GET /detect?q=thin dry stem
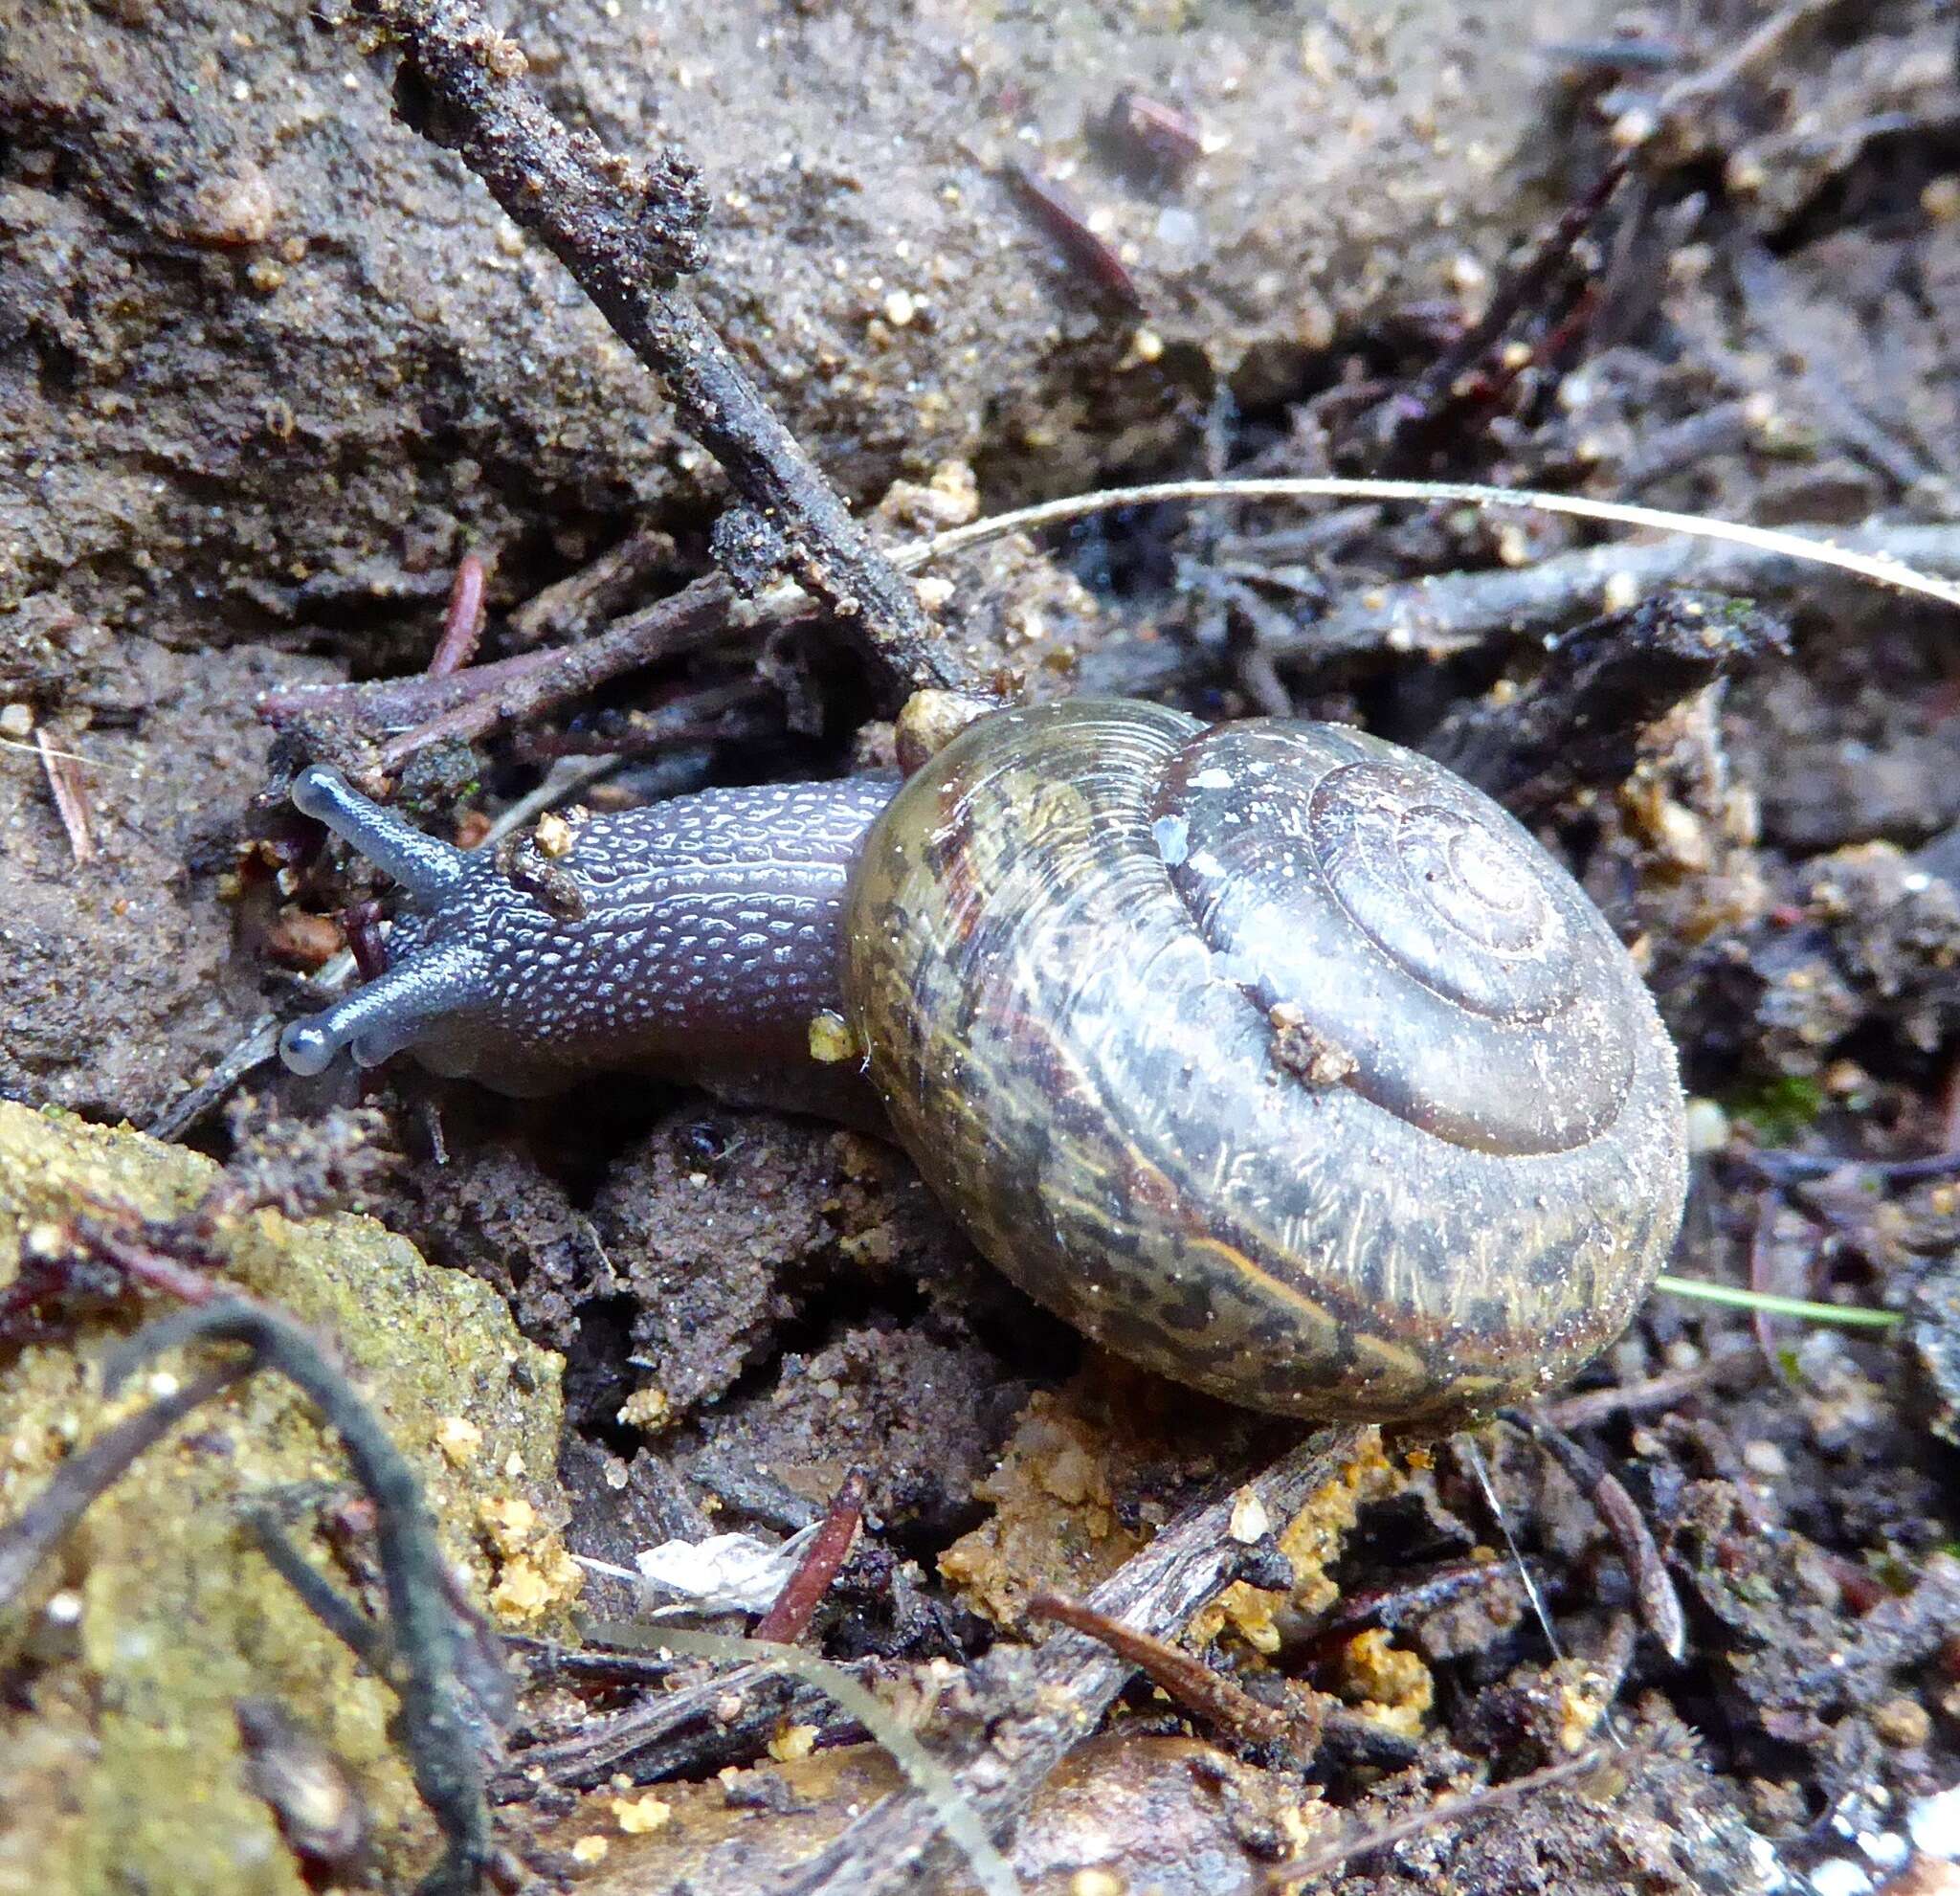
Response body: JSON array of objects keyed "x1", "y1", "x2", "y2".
[{"x1": 896, "y1": 478, "x2": 1960, "y2": 613}]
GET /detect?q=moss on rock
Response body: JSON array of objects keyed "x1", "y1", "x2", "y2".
[{"x1": 0, "y1": 1102, "x2": 573, "y2": 1895}]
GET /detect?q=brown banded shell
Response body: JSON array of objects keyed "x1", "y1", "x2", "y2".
[{"x1": 841, "y1": 697, "x2": 1687, "y2": 1423}]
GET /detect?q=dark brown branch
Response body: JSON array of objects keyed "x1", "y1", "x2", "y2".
[
  {"x1": 1026, "y1": 1591, "x2": 1313, "y2": 1751},
  {"x1": 1308, "y1": 1555, "x2": 1534, "y2": 1643},
  {"x1": 752, "y1": 1469, "x2": 867, "y2": 1644},
  {"x1": 777, "y1": 1424, "x2": 1370, "y2": 1896},
  {"x1": 1362, "y1": 153, "x2": 1630, "y2": 468},
  {"x1": 429, "y1": 553, "x2": 489, "y2": 678},
  {"x1": 36, "y1": 727, "x2": 96, "y2": 864},
  {"x1": 505, "y1": 531, "x2": 674, "y2": 647},
  {"x1": 258, "y1": 576, "x2": 740, "y2": 767},
  {"x1": 377, "y1": 574, "x2": 736, "y2": 765},
  {"x1": 490, "y1": 1659, "x2": 857, "y2": 1796},
  {"x1": 344, "y1": 0, "x2": 963, "y2": 695},
  {"x1": 1537, "y1": 1341, "x2": 1756, "y2": 1430},
  {"x1": 505, "y1": 680, "x2": 769, "y2": 765}
]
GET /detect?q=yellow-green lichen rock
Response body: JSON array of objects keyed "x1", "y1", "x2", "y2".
[{"x1": 0, "y1": 1103, "x2": 577, "y2": 1896}]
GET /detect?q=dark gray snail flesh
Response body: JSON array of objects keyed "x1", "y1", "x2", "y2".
[{"x1": 278, "y1": 697, "x2": 1688, "y2": 1425}]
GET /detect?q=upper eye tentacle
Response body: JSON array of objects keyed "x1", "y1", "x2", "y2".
[{"x1": 292, "y1": 765, "x2": 469, "y2": 906}]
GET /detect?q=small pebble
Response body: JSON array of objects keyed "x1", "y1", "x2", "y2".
[
  {"x1": 1741, "y1": 1439, "x2": 1789, "y2": 1480},
  {"x1": 1813, "y1": 1859, "x2": 1874, "y2": 1896},
  {"x1": 1875, "y1": 1697, "x2": 1932, "y2": 1751}
]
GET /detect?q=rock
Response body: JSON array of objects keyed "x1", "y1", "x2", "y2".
[{"x1": 0, "y1": 1102, "x2": 572, "y2": 1894}]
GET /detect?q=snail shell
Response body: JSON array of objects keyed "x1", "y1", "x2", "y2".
[{"x1": 843, "y1": 698, "x2": 1686, "y2": 1423}]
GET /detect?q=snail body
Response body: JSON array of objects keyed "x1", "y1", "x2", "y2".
[{"x1": 280, "y1": 698, "x2": 1687, "y2": 1423}]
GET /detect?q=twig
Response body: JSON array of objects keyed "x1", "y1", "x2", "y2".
[
  {"x1": 260, "y1": 578, "x2": 759, "y2": 766},
  {"x1": 1500, "y1": 1409, "x2": 1686, "y2": 1663},
  {"x1": 1307, "y1": 1556, "x2": 1537, "y2": 1642},
  {"x1": 1070, "y1": 514, "x2": 1960, "y2": 694},
  {"x1": 377, "y1": 576, "x2": 737, "y2": 767},
  {"x1": 505, "y1": 531, "x2": 673, "y2": 647},
  {"x1": 1744, "y1": 1147, "x2": 1960, "y2": 1186},
  {"x1": 36, "y1": 726, "x2": 96, "y2": 863},
  {"x1": 1615, "y1": 400, "x2": 1755, "y2": 493},
  {"x1": 1004, "y1": 163, "x2": 1141, "y2": 309},
  {"x1": 344, "y1": 0, "x2": 961, "y2": 694},
  {"x1": 69, "y1": 1212, "x2": 228, "y2": 1307},
  {"x1": 146, "y1": 1012, "x2": 286, "y2": 1141},
  {"x1": 1748, "y1": 1195, "x2": 1800, "y2": 1384},
  {"x1": 1025, "y1": 1591, "x2": 1310, "y2": 1751},
  {"x1": 1266, "y1": 1745, "x2": 1610, "y2": 1887},
  {"x1": 1651, "y1": 0, "x2": 1840, "y2": 122},
  {"x1": 1731, "y1": 239, "x2": 1944, "y2": 494},
  {"x1": 1, "y1": 1205, "x2": 232, "y2": 1341},
  {"x1": 1538, "y1": 1342, "x2": 1756, "y2": 1430},
  {"x1": 103, "y1": 1301, "x2": 501, "y2": 1896},
  {"x1": 771, "y1": 1424, "x2": 1371, "y2": 1896},
  {"x1": 1365, "y1": 153, "x2": 1629, "y2": 466},
  {"x1": 751, "y1": 1468, "x2": 866, "y2": 1644},
  {"x1": 258, "y1": 642, "x2": 561, "y2": 735},
  {"x1": 491, "y1": 1657, "x2": 853, "y2": 1795},
  {"x1": 616, "y1": 1627, "x2": 1023, "y2": 1896},
  {"x1": 428, "y1": 553, "x2": 489, "y2": 678},
  {"x1": 0, "y1": 1362, "x2": 248, "y2": 1612},
  {"x1": 506, "y1": 680, "x2": 767, "y2": 764},
  {"x1": 246, "y1": 1506, "x2": 393, "y2": 1672}
]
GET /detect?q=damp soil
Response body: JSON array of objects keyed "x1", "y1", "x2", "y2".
[{"x1": 4, "y1": 1, "x2": 1960, "y2": 1892}]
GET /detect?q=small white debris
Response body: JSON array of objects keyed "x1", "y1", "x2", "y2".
[
  {"x1": 1683, "y1": 1097, "x2": 1730, "y2": 1155},
  {"x1": 1908, "y1": 1784, "x2": 1960, "y2": 1860},
  {"x1": 1741, "y1": 1439, "x2": 1789, "y2": 1481},
  {"x1": 1227, "y1": 1488, "x2": 1271, "y2": 1544},
  {"x1": 1151, "y1": 814, "x2": 1189, "y2": 866},
  {"x1": 1809, "y1": 1859, "x2": 1872, "y2": 1896},
  {"x1": 1857, "y1": 1828, "x2": 1907, "y2": 1870},
  {"x1": 574, "y1": 1524, "x2": 824, "y2": 1617},
  {"x1": 1189, "y1": 768, "x2": 1234, "y2": 791}
]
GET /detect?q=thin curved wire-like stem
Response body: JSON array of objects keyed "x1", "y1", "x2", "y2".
[{"x1": 892, "y1": 477, "x2": 1960, "y2": 613}]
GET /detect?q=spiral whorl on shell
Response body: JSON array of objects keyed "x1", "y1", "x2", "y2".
[{"x1": 843, "y1": 698, "x2": 1686, "y2": 1423}]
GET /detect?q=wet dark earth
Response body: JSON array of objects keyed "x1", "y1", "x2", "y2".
[{"x1": 4, "y1": 1, "x2": 1960, "y2": 1891}]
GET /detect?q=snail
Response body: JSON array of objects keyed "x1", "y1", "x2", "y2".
[{"x1": 278, "y1": 697, "x2": 1687, "y2": 1424}]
